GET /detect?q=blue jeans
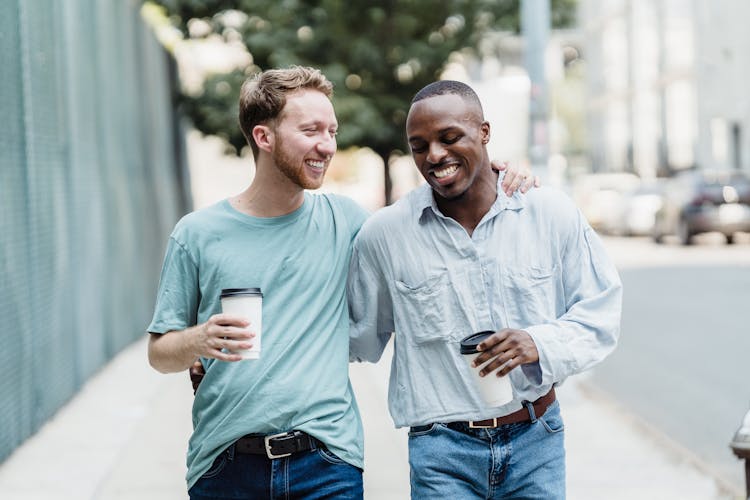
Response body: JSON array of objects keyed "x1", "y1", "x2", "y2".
[
  {"x1": 188, "y1": 440, "x2": 363, "y2": 499},
  {"x1": 408, "y1": 400, "x2": 566, "y2": 499}
]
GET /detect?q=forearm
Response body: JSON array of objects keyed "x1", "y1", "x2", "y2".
[
  {"x1": 525, "y1": 283, "x2": 622, "y2": 385},
  {"x1": 148, "y1": 328, "x2": 200, "y2": 374},
  {"x1": 347, "y1": 242, "x2": 396, "y2": 363},
  {"x1": 525, "y1": 213, "x2": 622, "y2": 384}
]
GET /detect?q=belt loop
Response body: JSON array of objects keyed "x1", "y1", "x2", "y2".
[
  {"x1": 524, "y1": 400, "x2": 537, "y2": 423},
  {"x1": 310, "y1": 435, "x2": 320, "y2": 451},
  {"x1": 227, "y1": 443, "x2": 236, "y2": 461}
]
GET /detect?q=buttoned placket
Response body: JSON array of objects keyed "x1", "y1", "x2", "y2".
[{"x1": 428, "y1": 199, "x2": 509, "y2": 334}]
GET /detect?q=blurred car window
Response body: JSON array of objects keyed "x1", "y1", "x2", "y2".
[
  {"x1": 572, "y1": 172, "x2": 642, "y2": 232},
  {"x1": 653, "y1": 169, "x2": 750, "y2": 244}
]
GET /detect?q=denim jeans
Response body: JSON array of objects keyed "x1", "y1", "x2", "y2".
[
  {"x1": 408, "y1": 400, "x2": 566, "y2": 499},
  {"x1": 188, "y1": 440, "x2": 363, "y2": 500}
]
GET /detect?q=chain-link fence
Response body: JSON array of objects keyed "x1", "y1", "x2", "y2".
[{"x1": 0, "y1": 0, "x2": 190, "y2": 463}]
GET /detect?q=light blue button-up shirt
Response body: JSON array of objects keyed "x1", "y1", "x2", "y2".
[{"x1": 348, "y1": 175, "x2": 622, "y2": 428}]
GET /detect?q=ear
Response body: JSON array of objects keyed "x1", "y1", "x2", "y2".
[
  {"x1": 480, "y1": 121, "x2": 491, "y2": 145},
  {"x1": 252, "y1": 125, "x2": 274, "y2": 154}
]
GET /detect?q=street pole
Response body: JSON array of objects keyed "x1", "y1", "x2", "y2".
[{"x1": 521, "y1": 0, "x2": 550, "y2": 172}]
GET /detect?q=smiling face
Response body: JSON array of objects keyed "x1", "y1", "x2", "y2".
[
  {"x1": 406, "y1": 93, "x2": 491, "y2": 201},
  {"x1": 269, "y1": 89, "x2": 338, "y2": 190}
]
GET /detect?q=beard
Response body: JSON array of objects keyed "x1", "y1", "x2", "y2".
[{"x1": 272, "y1": 137, "x2": 325, "y2": 190}]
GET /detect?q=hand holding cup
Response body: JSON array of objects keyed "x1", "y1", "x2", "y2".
[
  {"x1": 460, "y1": 331, "x2": 514, "y2": 407},
  {"x1": 472, "y1": 328, "x2": 539, "y2": 376},
  {"x1": 192, "y1": 313, "x2": 255, "y2": 362}
]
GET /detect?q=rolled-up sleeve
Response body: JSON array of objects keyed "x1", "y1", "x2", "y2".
[
  {"x1": 347, "y1": 232, "x2": 394, "y2": 363},
  {"x1": 524, "y1": 212, "x2": 622, "y2": 386}
]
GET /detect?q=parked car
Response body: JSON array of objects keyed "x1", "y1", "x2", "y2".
[
  {"x1": 602, "y1": 181, "x2": 665, "y2": 236},
  {"x1": 572, "y1": 172, "x2": 642, "y2": 232},
  {"x1": 652, "y1": 169, "x2": 750, "y2": 245}
]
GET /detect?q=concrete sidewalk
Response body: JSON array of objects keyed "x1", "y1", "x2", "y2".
[{"x1": 0, "y1": 336, "x2": 740, "y2": 499}]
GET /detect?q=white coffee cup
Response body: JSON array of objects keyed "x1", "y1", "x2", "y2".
[
  {"x1": 220, "y1": 288, "x2": 263, "y2": 359},
  {"x1": 460, "y1": 331, "x2": 514, "y2": 407}
]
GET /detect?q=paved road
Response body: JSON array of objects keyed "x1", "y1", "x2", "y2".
[{"x1": 594, "y1": 234, "x2": 750, "y2": 491}]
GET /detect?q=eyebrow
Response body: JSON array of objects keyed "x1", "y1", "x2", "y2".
[
  {"x1": 408, "y1": 126, "x2": 460, "y2": 142},
  {"x1": 299, "y1": 120, "x2": 338, "y2": 129}
]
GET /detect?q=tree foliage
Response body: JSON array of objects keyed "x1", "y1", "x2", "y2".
[{"x1": 154, "y1": 0, "x2": 576, "y2": 201}]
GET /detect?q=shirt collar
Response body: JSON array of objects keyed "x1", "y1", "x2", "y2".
[{"x1": 416, "y1": 171, "x2": 525, "y2": 224}]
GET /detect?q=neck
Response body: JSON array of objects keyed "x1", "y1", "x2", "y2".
[
  {"x1": 435, "y1": 169, "x2": 498, "y2": 236},
  {"x1": 229, "y1": 156, "x2": 305, "y2": 217}
]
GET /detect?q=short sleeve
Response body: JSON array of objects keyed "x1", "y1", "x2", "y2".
[
  {"x1": 330, "y1": 194, "x2": 370, "y2": 240},
  {"x1": 146, "y1": 237, "x2": 200, "y2": 334}
]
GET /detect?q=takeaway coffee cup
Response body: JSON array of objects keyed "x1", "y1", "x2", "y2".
[
  {"x1": 220, "y1": 288, "x2": 263, "y2": 359},
  {"x1": 460, "y1": 331, "x2": 514, "y2": 407}
]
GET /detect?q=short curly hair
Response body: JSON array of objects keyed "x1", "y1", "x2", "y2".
[{"x1": 411, "y1": 80, "x2": 484, "y2": 117}]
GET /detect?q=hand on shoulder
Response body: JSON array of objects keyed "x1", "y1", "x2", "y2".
[{"x1": 491, "y1": 160, "x2": 541, "y2": 197}]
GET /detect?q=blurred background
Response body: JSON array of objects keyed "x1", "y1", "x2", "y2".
[{"x1": 1, "y1": 0, "x2": 749, "y2": 498}]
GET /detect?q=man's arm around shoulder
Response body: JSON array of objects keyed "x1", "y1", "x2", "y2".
[{"x1": 347, "y1": 215, "x2": 396, "y2": 364}]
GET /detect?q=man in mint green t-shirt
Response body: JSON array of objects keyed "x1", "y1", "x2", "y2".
[
  {"x1": 148, "y1": 67, "x2": 368, "y2": 498},
  {"x1": 148, "y1": 66, "x2": 536, "y2": 499}
]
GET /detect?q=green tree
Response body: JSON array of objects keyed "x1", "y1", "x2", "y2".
[{"x1": 154, "y1": 0, "x2": 576, "y2": 203}]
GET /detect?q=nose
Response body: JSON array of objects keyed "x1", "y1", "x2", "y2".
[
  {"x1": 426, "y1": 142, "x2": 446, "y2": 165},
  {"x1": 317, "y1": 133, "x2": 336, "y2": 157}
]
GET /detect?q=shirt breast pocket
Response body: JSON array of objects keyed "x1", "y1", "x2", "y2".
[
  {"x1": 393, "y1": 272, "x2": 465, "y2": 345},
  {"x1": 503, "y1": 265, "x2": 558, "y2": 322}
]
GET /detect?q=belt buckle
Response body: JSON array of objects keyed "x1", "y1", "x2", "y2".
[
  {"x1": 469, "y1": 418, "x2": 498, "y2": 429},
  {"x1": 264, "y1": 432, "x2": 293, "y2": 459}
]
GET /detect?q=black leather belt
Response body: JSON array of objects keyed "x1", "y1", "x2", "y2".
[{"x1": 235, "y1": 430, "x2": 320, "y2": 459}]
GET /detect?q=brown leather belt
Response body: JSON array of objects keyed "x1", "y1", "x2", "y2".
[
  {"x1": 235, "y1": 430, "x2": 320, "y2": 459},
  {"x1": 451, "y1": 388, "x2": 556, "y2": 429}
]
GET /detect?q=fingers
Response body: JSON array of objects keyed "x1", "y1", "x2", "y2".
[
  {"x1": 491, "y1": 159, "x2": 509, "y2": 172},
  {"x1": 209, "y1": 350, "x2": 245, "y2": 362},
  {"x1": 503, "y1": 174, "x2": 525, "y2": 197},
  {"x1": 499, "y1": 166, "x2": 526, "y2": 197},
  {"x1": 213, "y1": 325, "x2": 255, "y2": 340},
  {"x1": 478, "y1": 350, "x2": 519, "y2": 377},
  {"x1": 196, "y1": 314, "x2": 256, "y2": 362},
  {"x1": 519, "y1": 175, "x2": 541, "y2": 193},
  {"x1": 189, "y1": 361, "x2": 205, "y2": 394},
  {"x1": 207, "y1": 335, "x2": 254, "y2": 355},
  {"x1": 207, "y1": 314, "x2": 254, "y2": 339},
  {"x1": 503, "y1": 172, "x2": 539, "y2": 196},
  {"x1": 495, "y1": 160, "x2": 540, "y2": 196},
  {"x1": 189, "y1": 360, "x2": 204, "y2": 376},
  {"x1": 203, "y1": 341, "x2": 252, "y2": 363},
  {"x1": 473, "y1": 329, "x2": 538, "y2": 377},
  {"x1": 473, "y1": 330, "x2": 509, "y2": 365},
  {"x1": 474, "y1": 339, "x2": 516, "y2": 376},
  {"x1": 200, "y1": 344, "x2": 249, "y2": 363},
  {"x1": 210, "y1": 313, "x2": 251, "y2": 328}
]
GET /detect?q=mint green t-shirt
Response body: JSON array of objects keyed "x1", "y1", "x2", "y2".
[{"x1": 147, "y1": 192, "x2": 368, "y2": 489}]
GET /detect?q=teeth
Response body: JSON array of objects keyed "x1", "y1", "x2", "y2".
[
  {"x1": 307, "y1": 160, "x2": 325, "y2": 169},
  {"x1": 434, "y1": 164, "x2": 458, "y2": 179}
]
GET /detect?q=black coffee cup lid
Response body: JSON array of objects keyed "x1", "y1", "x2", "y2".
[
  {"x1": 220, "y1": 288, "x2": 263, "y2": 298},
  {"x1": 459, "y1": 331, "x2": 494, "y2": 354}
]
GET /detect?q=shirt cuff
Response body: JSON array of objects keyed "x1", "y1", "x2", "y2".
[{"x1": 524, "y1": 323, "x2": 577, "y2": 386}]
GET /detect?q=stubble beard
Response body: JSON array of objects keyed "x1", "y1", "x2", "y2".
[{"x1": 272, "y1": 138, "x2": 324, "y2": 190}]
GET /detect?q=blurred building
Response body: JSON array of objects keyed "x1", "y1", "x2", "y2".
[
  {"x1": 441, "y1": 27, "x2": 585, "y2": 187},
  {"x1": 580, "y1": 0, "x2": 750, "y2": 177}
]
